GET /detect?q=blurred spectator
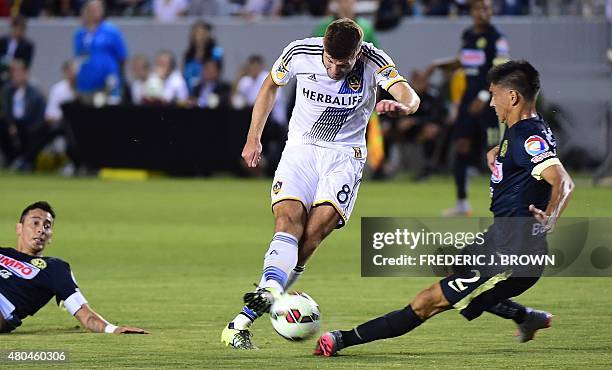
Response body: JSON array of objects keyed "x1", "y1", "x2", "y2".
[
  {"x1": 153, "y1": 0, "x2": 188, "y2": 22},
  {"x1": 45, "y1": 61, "x2": 77, "y2": 124},
  {"x1": 498, "y1": 0, "x2": 528, "y2": 15},
  {"x1": 393, "y1": 70, "x2": 446, "y2": 181},
  {"x1": 0, "y1": 16, "x2": 35, "y2": 87},
  {"x1": 74, "y1": 0, "x2": 128, "y2": 105},
  {"x1": 423, "y1": 0, "x2": 453, "y2": 15},
  {"x1": 280, "y1": 0, "x2": 307, "y2": 15},
  {"x1": 144, "y1": 50, "x2": 189, "y2": 105},
  {"x1": 375, "y1": 0, "x2": 415, "y2": 30},
  {"x1": 14, "y1": 0, "x2": 46, "y2": 17},
  {"x1": 0, "y1": 60, "x2": 45, "y2": 170},
  {"x1": 241, "y1": 0, "x2": 281, "y2": 18},
  {"x1": 188, "y1": 0, "x2": 233, "y2": 15},
  {"x1": 183, "y1": 21, "x2": 223, "y2": 94},
  {"x1": 15, "y1": 61, "x2": 78, "y2": 175},
  {"x1": 129, "y1": 54, "x2": 150, "y2": 105},
  {"x1": 313, "y1": 0, "x2": 379, "y2": 45},
  {"x1": 234, "y1": 54, "x2": 287, "y2": 175},
  {"x1": 106, "y1": 0, "x2": 150, "y2": 16},
  {"x1": 233, "y1": 54, "x2": 286, "y2": 124},
  {"x1": 190, "y1": 59, "x2": 231, "y2": 109},
  {"x1": 234, "y1": 55, "x2": 267, "y2": 107}
]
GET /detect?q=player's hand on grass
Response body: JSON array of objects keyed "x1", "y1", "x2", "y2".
[
  {"x1": 486, "y1": 145, "x2": 500, "y2": 172},
  {"x1": 114, "y1": 326, "x2": 149, "y2": 334},
  {"x1": 242, "y1": 139, "x2": 263, "y2": 168},
  {"x1": 529, "y1": 204, "x2": 556, "y2": 233},
  {"x1": 376, "y1": 100, "x2": 412, "y2": 118}
]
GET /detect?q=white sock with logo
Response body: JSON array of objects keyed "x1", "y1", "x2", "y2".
[{"x1": 261, "y1": 232, "x2": 299, "y2": 292}]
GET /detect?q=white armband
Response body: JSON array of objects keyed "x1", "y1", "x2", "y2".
[
  {"x1": 104, "y1": 324, "x2": 118, "y2": 334},
  {"x1": 64, "y1": 291, "x2": 88, "y2": 316}
]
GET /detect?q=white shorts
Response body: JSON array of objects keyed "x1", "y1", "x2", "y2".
[{"x1": 270, "y1": 143, "x2": 365, "y2": 228}]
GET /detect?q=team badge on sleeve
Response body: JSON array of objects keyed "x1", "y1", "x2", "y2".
[
  {"x1": 275, "y1": 63, "x2": 288, "y2": 80},
  {"x1": 379, "y1": 66, "x2": 399, "y2": 79},
  {"x1": 524, "y1": 135, "x2": 549, "y2": 156},
  {"x1": 272, "y1": 181, "x2": 283, "y2": 195}
]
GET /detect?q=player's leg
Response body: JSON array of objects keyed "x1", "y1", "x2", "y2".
[
  {"x1": 444, "y1": 113, "x2": 473, "y2": 216},
  {"x1": 285, "y1": 147, "x2": 364, "y2": 290},
  {"x1": 484, "y1": 283, "x2": 552, "y2": 343},
  {"x1": 223, "y1": 144, "x2": 316, "y2": 349},
  {"x1": 285, "y1": 205, "x2": 340, "y2": 290},
  {"x1": 314, "y1": 281, "x2": 451, "y2": 356}
]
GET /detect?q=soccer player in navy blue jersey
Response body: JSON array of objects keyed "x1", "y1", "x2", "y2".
[
  {"x1": 427, "y1": 0, "x2": 510, "y2": 216},
  {"x1": 314, "y1": 60, "x2": 574, "y2": 357},
  {"x1": 0, "y1": 201, "x2": 148, "y2": 334}
]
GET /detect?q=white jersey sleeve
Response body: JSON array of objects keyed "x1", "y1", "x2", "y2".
[
  {"x1": 270, "y1": 41, "x2": 300, "y2": 86},
  {"x1": 361, "y1": 43, "x2": 407, "y2": 91}
]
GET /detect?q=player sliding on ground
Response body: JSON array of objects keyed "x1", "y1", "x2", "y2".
[
  {"x1": 0, "y1": 201, "x2": 148, "y2": 334},
  {"x1": 222, "y1": 18, "x2": 420, "y2": 349},
  {"x1": 314, "y1": 60, "x2": 574, "y2": 356}
]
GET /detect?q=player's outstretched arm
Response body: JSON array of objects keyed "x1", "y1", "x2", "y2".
[
  {"x1": 242, "y1": 74, "x2": 279, "y2": 168},
  {"x1": 376, "y1": 81, "x2": 420, "y2": 118},
  {"x1": 74, "y1": 304, "x2": 149, "y2": 334},
  {"x1": 529, "y1": 163, "x2": 575, "y2": 232}
]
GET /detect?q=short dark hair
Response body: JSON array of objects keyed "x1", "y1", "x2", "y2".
[
  {"x1": 247, "y1": 55, "x2": 264, "y2": 65},
  {"x1": 20, "y1": 201, "x2": 55, "y2": 223},
  {"x1": 323, "y1": 18, "x2": 363, "y2": 60},
  {"x1": 487, "y1": 60, "x2": 540, "y2": 101}
]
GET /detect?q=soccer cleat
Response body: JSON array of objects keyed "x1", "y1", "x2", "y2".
[
  {"x1": 221, "y1": 322, "x2": 258, "y2": 350},
  {"x1": 515, "y1": 310, "x2": 553, "y2": 343},
  {"x1": 442, "y1": 206, "x2": 473, "y2": 217},
  {"x1": 313, "y1": 331, "x2": 344, "y2": 357},
  {"x1": 243, "y1": 287, "x2": 278, "y2": 316}
]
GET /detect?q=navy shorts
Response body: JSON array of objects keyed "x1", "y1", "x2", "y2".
[{"x1": 440, "y1": 219, "x2": 547, "y2": 321}]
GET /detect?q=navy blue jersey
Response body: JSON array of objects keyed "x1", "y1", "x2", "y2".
[
  {"x1": 0, "y1": 247, "x2": 86, "y2": 328},
  {"x1": 460, "y1": 25, "x2": 510, "y2": 101},
  {"x1": 490, "y1": 116, "x2": 560, "y2": 217}
]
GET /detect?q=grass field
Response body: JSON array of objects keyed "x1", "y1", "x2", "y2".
[{"x1": 0, "y1": 172, "x2": 611, "y2": 369}]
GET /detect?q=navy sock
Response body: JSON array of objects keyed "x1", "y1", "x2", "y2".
[
  {"x1": 340, "y1": 305, "x2": 423, "y2": 348},
  {"x1": 487, "y1": 299, "x2": 528, "y2": 324},
  {"x1": 454, "y1": 152, "x2": 469, "y2": 200}
]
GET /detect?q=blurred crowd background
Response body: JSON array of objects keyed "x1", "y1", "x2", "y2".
[{"x1": 0, "y1": 0, "x2": 609, "y2": 181}]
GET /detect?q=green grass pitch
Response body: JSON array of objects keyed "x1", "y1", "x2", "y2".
[{"x1": 0, "y1": 173, "x2": 611, "y2": 368}]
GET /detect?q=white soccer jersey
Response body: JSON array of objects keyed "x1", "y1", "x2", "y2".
[{"x1": 270, "y1": 37, "x2": 406, "y2": 158}]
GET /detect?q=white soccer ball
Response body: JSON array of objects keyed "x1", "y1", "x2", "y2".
[{"x1": 269, "y1": 291, "x2": 321, "y2": 341}]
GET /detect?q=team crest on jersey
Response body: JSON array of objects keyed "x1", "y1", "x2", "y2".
[
  {"x1": 0, "y1": 253, "x2": 40, "y2": 279},
  {"x1": 275, "y1": 63, "x2": 288, "y2": 80},
  {"x1": 272, "y1": 181, "x2": 283, "y2": 195},
  {"x1": 499, "y1": 140, "x2": 508, "y2": 157},
  {"x1": 339, "y1": 60, "x2": 364, "y2": 94},
  {"x1": 524, "y1": 135, "x2": 549, "y2": 156},
  {"x1": 476, "y1": 37, "x2": 487, "y2": 49},
  {"x1": 30, "y1": 258, "x2": 47, "y2": 269}
]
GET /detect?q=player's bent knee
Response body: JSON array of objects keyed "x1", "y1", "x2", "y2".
[{"x1": 411, "y1": 283, "x2": 449, "y2": 319}]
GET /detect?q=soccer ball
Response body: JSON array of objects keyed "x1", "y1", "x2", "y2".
[{"x1": 269, "y1": 291, "x2": 321, "y2": 341}]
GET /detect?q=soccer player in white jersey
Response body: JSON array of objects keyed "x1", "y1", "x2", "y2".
[{"x1": 222, "y1": 18, "x2": 420, "y2": 349}]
